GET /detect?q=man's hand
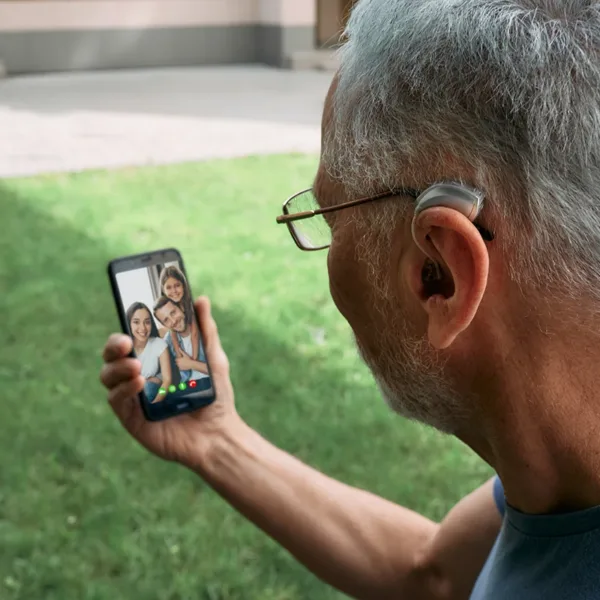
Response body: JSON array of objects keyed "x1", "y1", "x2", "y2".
[
  {"x1": 100, "y1": 300, "x2": 500, "y2": 600},
  {"x1": 100, "y1": 297, "x2": 239, "y2": 467}
]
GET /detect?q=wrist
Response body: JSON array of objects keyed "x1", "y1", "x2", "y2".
[{"x1": 183, "y1": 413, "x2": 252, "y2": 475}]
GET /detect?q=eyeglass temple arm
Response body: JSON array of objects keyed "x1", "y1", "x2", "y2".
[
  {"x1": 276, "y1": 189, "x2": 421, "y2": 225},
  {"x1": 276, "y1": 206, "x2": 337, "y2": 225},
  {"x1": 276, "y1": 191, "x2": 494, "y2": 240},
  {"x1": 276, "y1": 211, "x2": 311, "y2": 224}
]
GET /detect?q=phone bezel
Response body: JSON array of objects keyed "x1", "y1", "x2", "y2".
[{"x1": 107, "y1": 247, "x2": 216, "y2": 421}]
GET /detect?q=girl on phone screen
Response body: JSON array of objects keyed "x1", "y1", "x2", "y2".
[{"x1": 158, "y1": 265, "x2": 199, "y2": 361}]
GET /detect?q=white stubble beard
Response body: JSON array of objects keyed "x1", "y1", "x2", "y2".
[{"x1": 354, "y1": 323, "x2": 470, "y2": 435}]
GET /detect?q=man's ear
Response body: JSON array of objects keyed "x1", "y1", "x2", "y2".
[{"x1": 409, "y1": 206, "x2": 490, "y2": 349}]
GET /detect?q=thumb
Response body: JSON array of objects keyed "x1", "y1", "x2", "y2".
[
  {"x1": 108, "y1": 376, "x2": 146, "y2": 435},
  {"x1": 195, "y1": 297, "x2": 230, "y2": 382}
]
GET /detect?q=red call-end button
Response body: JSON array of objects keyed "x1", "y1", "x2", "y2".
[{"x1": 189, "y1": 380, "x2": 197, "y2": 388}]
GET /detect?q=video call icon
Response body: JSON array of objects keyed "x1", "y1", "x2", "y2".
[{"x1": 157, "y1": 383, "x2": 190, "y2": 398}]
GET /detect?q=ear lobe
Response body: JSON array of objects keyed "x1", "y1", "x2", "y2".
[{"x1": 412, "y1": 207, "x2": 490, "y2": 349}]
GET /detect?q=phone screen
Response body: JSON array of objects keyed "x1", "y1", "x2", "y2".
[{"x1": 110, "y1": 249, "x2": 215, "y2": 416}]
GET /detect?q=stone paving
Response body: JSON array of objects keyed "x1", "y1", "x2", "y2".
[{"x1": 0, "y1": 66, "x2": 333, "y2": 178}]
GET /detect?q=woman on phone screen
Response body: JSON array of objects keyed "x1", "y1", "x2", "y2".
[{"x1": 127, "y1": 302, "x2": 172, "y2": 403}]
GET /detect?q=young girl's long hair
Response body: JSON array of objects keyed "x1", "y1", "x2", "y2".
[{"x1": 159, "y1": 265, "x2": 194, "y2": 326}]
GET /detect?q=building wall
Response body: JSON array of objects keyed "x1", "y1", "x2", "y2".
[
  {"x1": 0, "y1": 0, "x2": 317, "y2": 74},
  {"x1": 257, "y1": 0, "x2": 315, "y2": 68}
]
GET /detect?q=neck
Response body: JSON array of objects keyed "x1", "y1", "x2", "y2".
[
  {"x1": 463, "y1": 323, "x2": 600, "y2": 515},
  {"x1": 133, "y1": 339, "x2": 148, "y2": 352},
  {"x1": 178, "y1": 325, "x2": 191, "y2": 337}
]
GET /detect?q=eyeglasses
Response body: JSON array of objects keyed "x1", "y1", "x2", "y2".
[
  {"x1": 276, "y1": 187, "x2": 495, "y2": 251},
  {"x1": 276, "y1": 187, "x2": 421, "y2": 251}
]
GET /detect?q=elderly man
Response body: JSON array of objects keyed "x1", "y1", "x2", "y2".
[{"x1": 100, "y1": 1, "x2": 600, "y2": 598}]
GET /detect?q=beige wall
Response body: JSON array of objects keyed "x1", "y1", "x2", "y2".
[
  {"x1": 259, "y1": 0, "x2": 315, "y2": 26},
  {"x1": 0, "y1": 0, "x2": 317, "y2": 32}
]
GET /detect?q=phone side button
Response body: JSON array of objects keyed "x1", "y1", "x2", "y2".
[{"x1": 176, "y1": 402, "x2": 190, "y2": 410}]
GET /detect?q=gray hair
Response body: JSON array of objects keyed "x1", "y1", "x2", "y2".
[{"x1": 324, "y1": 0, "x2": 600, "y2": 309}]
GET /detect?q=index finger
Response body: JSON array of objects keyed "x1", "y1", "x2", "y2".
[{"x1": 103, "y1": 334, "x2": 132, "y2": 363}]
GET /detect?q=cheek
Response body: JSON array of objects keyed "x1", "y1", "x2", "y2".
[
  {"x1": 327, "y1": 239, "x2": 373, "y2": 331},
  {"x1": 327, "y1": 234, "x2": 406, "y2": 364},
  {"x1": 327, "y1": 244, "x2": 350, "y2": 318}
]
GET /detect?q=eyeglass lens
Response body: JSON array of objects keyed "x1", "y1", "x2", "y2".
[{"x1": 287, "y1": 190, "x2": 332, "y2": 250}]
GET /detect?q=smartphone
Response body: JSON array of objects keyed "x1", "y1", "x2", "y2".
[{"x1": 107, "y1": 248, "x2": 216, "y2": 421}]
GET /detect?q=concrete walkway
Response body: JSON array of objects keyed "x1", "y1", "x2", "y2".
[{"x1": 0, "y1": 66, "x2": 333, "y2": 178}]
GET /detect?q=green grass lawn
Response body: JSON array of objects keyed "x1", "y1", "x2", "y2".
[{"x1": 0, "y1": 155, "x2": 492, "y2": 600}]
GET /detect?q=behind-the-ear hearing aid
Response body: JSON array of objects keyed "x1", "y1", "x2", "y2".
[{"x1": 412, "y1": 182, "x2": 485, "y2": 279}]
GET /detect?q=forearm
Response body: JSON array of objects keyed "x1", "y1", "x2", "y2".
[
  {"x1": 192, "y1": 420, "x2": 440, "y2": 600},
  {"x1": 188, "y1": 359, "x2": 209, "y2": 375},
  {"x1": 171, "y1": 335, "x2": 182, "y2": 353},
  {"x1": 154, "y1": 376, "x2": 170, "y2": 401}
]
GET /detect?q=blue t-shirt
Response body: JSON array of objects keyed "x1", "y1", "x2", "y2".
[
  {"x1": 470, "y1": 477, "x2": 600, "y2": 599},
  {"x1": 164, "y1": 329, "x2": 208, "y2": 383}
]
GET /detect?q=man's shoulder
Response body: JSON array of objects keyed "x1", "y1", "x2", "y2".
[
  {"x1": 162, "y1": 330, "x2": 176, "y2": 348},
  {"x1": 492, "y1": 476, "x2": 505, "y2": 517}
]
